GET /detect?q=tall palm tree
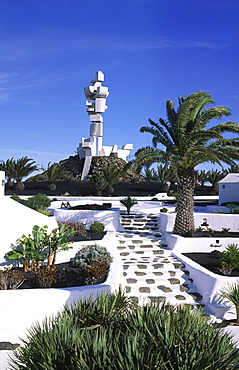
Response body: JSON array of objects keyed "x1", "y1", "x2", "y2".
[
  {"x1": 137, "y1": 91, "x2": 239, "y2": 235},
  {"x1": 3, "y1": 156, "x2": 38, "y2": 190}
]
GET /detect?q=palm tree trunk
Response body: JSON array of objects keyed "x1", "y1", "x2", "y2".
[{"x1": 173, "y1": 167, "x2": 195, "y2": 236}]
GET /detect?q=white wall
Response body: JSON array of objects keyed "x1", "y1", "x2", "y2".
[
  {"x1": 160, "y1": 212, "x2": 239, "y2": 234},
  {"x1": 0, "y1": 232, "x2": 122, "y2": 343},
  {"x1": 219, "y1": 182, "x2": 239, "y2": 205},
  {"x1": 54, "y1": 208, "x2": 121, "y2": 231},
  {"x1": 0, "y1": 196, "x2": 58, "y2": 265},
  {"x1": 164, "y1": 232, "x2": 239, "y2": 319}
]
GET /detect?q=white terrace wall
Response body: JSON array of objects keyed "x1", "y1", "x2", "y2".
[
  {"x1": 54, "y1": 208, "x2": 121, "y2": 231},
  {"x1": 0, "y1": 232, "x2": 122, "y2": 343},
  {"x1": 163, "y1": 232, "x2": 239, "y2": 318},
  {"x1": 160, "y1": 212, "x2": 239, "y2": 234},
  {"x1": 0, "y1": 196, "x2": 58, "y2": 265}
]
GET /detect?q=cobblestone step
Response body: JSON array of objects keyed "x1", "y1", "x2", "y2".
[{"x1": 117, "y1": 213, "x2": 203, "y2": 307}]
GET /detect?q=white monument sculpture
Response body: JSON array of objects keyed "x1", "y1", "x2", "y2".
[{"x1": 78, "y1": 71, "x2": 133, "y2": 180}]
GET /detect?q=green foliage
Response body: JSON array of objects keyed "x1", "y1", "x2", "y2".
[
  {"x1": 103, "y1": 164, "x2": 122, "y2": 193},
  {"x1": 9, "y1": 293, "x2": 239, "y2": 370},
  {"x1": 137, "y1": 91, "x2": 239, "y2": 236},
  {"x1": 220, "y1": 283, "x2": 239, "y2": 324},
  {"x1": 160, "y1": 207, "x2": 168, "y2": 213},
  {"x1": 90, "y1": 221, "x2": 105, "y2": 233},
  {"x1": 6, "y1": 224, "x2": 74, "y2": 271},
  {"x1": 0, "y1": 267, "x2": 25, "y2": 290},
  {"x1": 89, "y1": 174, "x2": 108, "y2": 196},
  {"x1": 83, "y1": 260, "x2": 108, "y2": 284},
  {"x1": 1, "y1": 156, "x2": 38, "y2": 188},
  {"x1": 71, "y1": 244, "x2": 113, "y2": 269},
  {"x1": 46, "y1": 224, "x2": 75, "y2": 268},
  {"x1": 6, "y1": 225, "x2": 49, "y2": 271},
  {"x1": 42, "y1": 161, "x2": 69, "y2": 183},
  {"x1": 30, "y1": 268, "x2": 57, "y2": 288},
  {"x1": 10, "y1": 194, "x2": 25, "y2": 203},
  {"x1": 59, "y1": 221, "x2": 87, "y2": 236},
  {"x1": 120, "y1": 196, "x2": 138, "y2": 215},
  {"x1": 27, "y1": 193, "x2": 51, "y2": 211},
  {"x1": 219, "y1": 244, "x2": 239, "y2": 275},
  {"x1": 151, "y1": 197, "x2": 159, "y2": 201}
]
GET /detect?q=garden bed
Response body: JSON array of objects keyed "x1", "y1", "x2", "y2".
[
  {"x1": 13, "y1": 262, "x2": 108, "y2": 289},
  {"x1": 183, "y1": 232, "x2": 239, "y2": 238},
  {"x1": 70, "y1": 231, "x2": 106, "y2": 242},
  {"x1": 68, "y1": 203, "x2": 112, "y2": 211},
  {"x1": 183, "y1": 251, "x2": 239, "y2": 276}
]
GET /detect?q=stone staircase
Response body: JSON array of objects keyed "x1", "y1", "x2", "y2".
[{"x1": 116, "y1": 213, "x2": 203, "y2": 306}]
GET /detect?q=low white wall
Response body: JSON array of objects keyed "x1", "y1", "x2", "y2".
[
  {"x1": 164, "y1": 232, "x2": 239, "y2": 319},
  {"x1": 160, "y1": 212, "x2": 239, "y2": 234},
  {"x1": 54, "y1": 208, "x2": 121, "y2": 232},
  {"x1": 0, "y1": 232, "x2": 123, "y2": 343},
  {"x1": 0, "y1": 196, "x2": 58, "y2": 264}
]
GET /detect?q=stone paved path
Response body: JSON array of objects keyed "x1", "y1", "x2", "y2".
[{"x1": 116, "y1": 213, "x2": 203, "y2": 306}]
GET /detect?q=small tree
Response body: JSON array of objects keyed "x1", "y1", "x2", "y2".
[
  {"x1": 46, "y1": 224, "x2": 75, "y2": 269},
  {"x1": 120, "y1": 196, "x2": 138, "y2": 214}
]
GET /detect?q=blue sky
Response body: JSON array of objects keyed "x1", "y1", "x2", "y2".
[{"x1": 0, "y1": 0, "x2": 238, "y2": 175}]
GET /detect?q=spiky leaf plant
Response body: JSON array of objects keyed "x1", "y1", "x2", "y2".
[
  {"x1": 220, "y1": 283, "x2": 239, "y2": 324},
  {"x1": 8, "y1": 293, "x2": 239, "y2": 370},
  {"x1": 120, "y1": 195, "x2": 138, "y2": 215}
]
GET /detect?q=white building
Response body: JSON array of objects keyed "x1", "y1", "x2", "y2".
[{"x1": 218, "y1": 173, "x2": 239, "y2": 205}]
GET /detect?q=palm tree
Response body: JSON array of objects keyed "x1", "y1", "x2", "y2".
[
  {"x1": 103, "y1": 164, "x2": 122, "y2": 194},
  {"x1": 137, "y1": 91, "x2": 239, "y2": 235},
  {"x1": 195, "y1": 169, "x2": 209, "y2": 187},
  {"x1": 207, "y1": 169, "x2": 226, "y2": 194},
  {"x1": 0, "y1": 158, "x2": 15, "y2": 186},
  {"x1": 4, "y1": 156, "x2": 38, "y2": 190},
  {"x1": 42, "y1": 162, "x2": 69, "y2": 190},
  {"x1": 155, "y1": 163, "x2": 174, "y2": 191}
]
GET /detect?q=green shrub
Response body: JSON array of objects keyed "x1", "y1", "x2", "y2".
[
  {"x1": 27, "y1": 193, "x2": 51, "y2": 211},
  {"x1": 59, "y1": 221, "x2": 87, "y2": 236},
  {"x1": 90, "y1": 221, "x2": 105, "y2": 233},
  {"x1": 219, "y1": 243, "x2": 239, "y2": 275},
  {"x1": 9, "y1": 292, "x2": 239, "y2": 370},
  {"x1": 10, "y1": 194, "x2": 25, "y2": 203},
  {"x1": 160, "y1": 207, "x2": 168, "y2": 213},
  {"x1": 30, "y1": 268, "x2": 57, "y2": 288},
  {"x1": 71, "y1": 244, "x2": 113, "y2": 269},
  {"x1": 151, "y1": 197, "x2": 159, "y2": 201}
]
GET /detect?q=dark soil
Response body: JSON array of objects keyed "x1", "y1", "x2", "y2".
[
  {"x1": 70, "y1": 231, "x2": 106, "y2": 242},
  {"x1": 183, "y1": 251, "x2": 239, "y2": 276},
  {"x1": 69, "y1": 203, "x2": 112, "y2": 210},
  {"x1": 18, "y1": 262, "x2": 108, "y2": 289},
  {"x1": 5, "y1": 181, "x2": 214, "y2": 198},
  {"x1": 183, "y1": 232, "x2": 239, "y2": 238}
]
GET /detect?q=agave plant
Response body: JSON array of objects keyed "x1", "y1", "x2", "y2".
[
  {"x1": 220, "y1": 283, "x2": 239, "y2": 324},
  {"x1": 8, "y1": 292, "x2": 239, "y2": 369}
]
